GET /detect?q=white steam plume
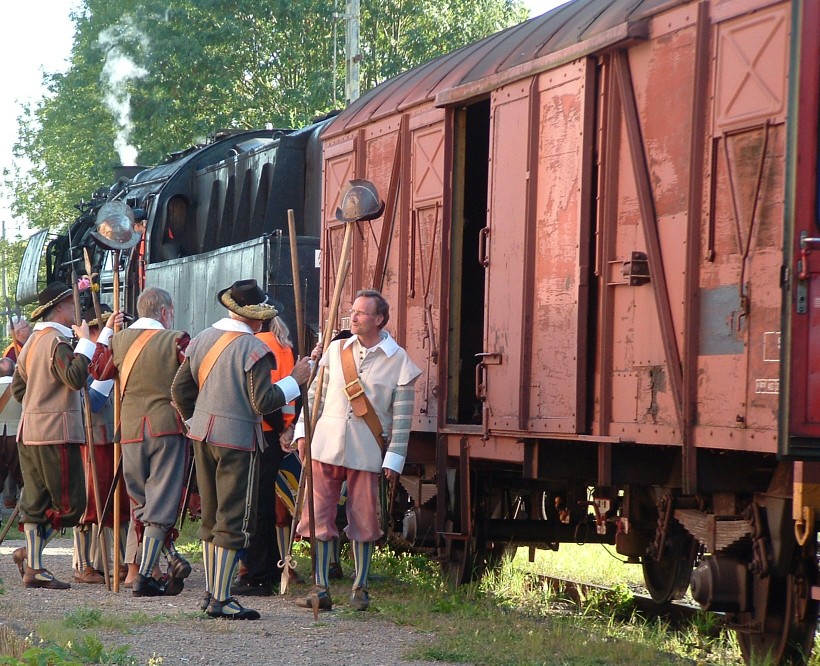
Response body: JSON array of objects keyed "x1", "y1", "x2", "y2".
[{"x1": 98, "y1": 17, "x2": 148, "y2": 166}]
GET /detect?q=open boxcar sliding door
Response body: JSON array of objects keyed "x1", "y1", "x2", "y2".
[{"x1": 480, "y1": 60, "x2": 595, "y2": 436}]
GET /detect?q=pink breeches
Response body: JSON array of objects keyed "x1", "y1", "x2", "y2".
[{"x1": 297, "y1": 461, "x2": 382, "y2": 543}]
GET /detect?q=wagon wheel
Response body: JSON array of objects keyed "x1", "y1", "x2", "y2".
[
  {"x1": 736, "y1": 559, "x2": 818, "y2": 664},
  {"x1": 443, "y1": 534, "x2": 509, "y2": 585},
  {"x1": 641, "y1": 526, "x2": 696, "y2": 604},
  {"x1": 443, "y1": 537, "x2": 477, "y2": 585},
  {"x1": 440, "y1": 485, "x2": 514, "y2": 586}
]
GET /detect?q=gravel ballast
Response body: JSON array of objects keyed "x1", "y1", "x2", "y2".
[{"x1": 0, "y1": 536, "x2": 448, "y2": 665}]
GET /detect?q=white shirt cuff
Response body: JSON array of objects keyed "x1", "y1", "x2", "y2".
[
  {"x1": 275, "y1": 376, "x2": 300, "y2": 403},
  {"x1": 90, "y1": 379, "x2": 114, "y2": 396},
  {"x1": 75, "y1": 338, "x2": 97, "y2": 360},
  {"x1": 382, "y1": 451, "x2": 405, "y2": 475},
  {"x1": 98, "y1": 327, "x2": 114, "y2": 346},
  {"x1": 293, "y1": 422, "x2": 305, "y2": 441}
]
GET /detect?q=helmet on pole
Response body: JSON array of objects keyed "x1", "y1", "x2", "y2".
[{"x1": 90, "y1": 201, "x2": 142, "y2": 251}]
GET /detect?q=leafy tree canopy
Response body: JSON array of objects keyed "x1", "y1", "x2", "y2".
[{"x1": 4, "y1": 0, "x2": 528, "y2": 233}]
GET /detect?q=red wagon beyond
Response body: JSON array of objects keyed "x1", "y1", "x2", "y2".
[{"x1": 316, "y1": 0, "x2": 820, "y2": 661}]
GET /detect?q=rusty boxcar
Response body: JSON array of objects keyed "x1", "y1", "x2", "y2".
[{"x1": 317, "y1": 0, "x2": 820, "y2": 661}]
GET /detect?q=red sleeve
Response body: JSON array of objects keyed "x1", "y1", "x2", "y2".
[
  {"x1": 176, "y1": 332, "x2": 191, "y2": 364},
  {"x1": 89, "y1": 342, "x2": 117, "y2": 380}
]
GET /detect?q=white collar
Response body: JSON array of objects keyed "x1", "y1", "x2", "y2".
[
  {"x1": 213, "y1": 318, "x2": 253, "y2": 334},
  {"x1": 33, "y1": 321, "x2": 73, "y2": 337},
  {"x1": 130, "y1": 317, "x2": 165, "y2": 330},
  {"x1": 342, "y1": 330, "x2": 399, "y2": 357}
]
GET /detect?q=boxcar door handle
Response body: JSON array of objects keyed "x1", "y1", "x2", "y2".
[
  {"x1": 475, "y1": 361, "x2": 486, "y2": 401},
  {"x1": 474, "y1": 352, "x2": 502, "y2": 400},
  {"x1": 478, "y1": 227, "x2": 490, "y2": 267}
]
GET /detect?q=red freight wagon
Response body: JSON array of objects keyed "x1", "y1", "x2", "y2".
[{"x1": 319, "y1": 0, "x2": 820, "y2": 661}]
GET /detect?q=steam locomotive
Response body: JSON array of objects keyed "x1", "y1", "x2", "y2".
[
  {"x1": 18, "y1": 120, "x2": 329, "y2": 340},
  {"x1": 17, "y1": 0, "x2": 820, "y2": 661}
]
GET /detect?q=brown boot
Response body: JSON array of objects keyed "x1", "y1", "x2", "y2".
[
  {"x1": 12, "y1": 548, "x2": 26, "y2": 579},
  {"x1": 23, "y1": 568, "x2": 70, "y2": 590},
  {"x1": 349, "y1": 586, "x2": 370, "y2": 610},
  {"x1": 295, "y1": 586, "x2": 332, "y2": 611},
  {"x1": 73, "y1": 566, "x2": 104, "y2": 584}
]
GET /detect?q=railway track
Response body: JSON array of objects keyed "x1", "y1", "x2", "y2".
[{"x1": 534, "y1": 573, "x2": 714, "y2": 630}]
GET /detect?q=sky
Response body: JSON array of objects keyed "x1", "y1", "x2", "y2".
[{"x1": 0, "y1": 0, "x2": 570, "y2": 240}]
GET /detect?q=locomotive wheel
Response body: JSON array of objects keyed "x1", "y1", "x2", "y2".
[
  {"x1": 641, "y1": 528, "x2": 696, "y2": 604},
  {"x1": 736, "y1": 572, "x2": 817, "y2": 664}
]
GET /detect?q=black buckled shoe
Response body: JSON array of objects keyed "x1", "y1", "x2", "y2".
[
  {"x1": 132, "y1": 574, "x2": 166, "y2": 597},
  {"x1": 206, "y1": 596, "x2": 261, "y2": 620},
  {"x1": 230, "y1": 578, "x2": 273, "y2": 597},
  {"x1": 167, "y1": 553, "x2": 192, "y2": 580},
  {"x1": 162, "y1": 554, "x2": 191, "y2": 596},
  {"x1": 200, "y1": 591, "x2": 212, "y2": 612},
  {"x1": 161, "y1": 574, "x2": 184, "y2": 596}
]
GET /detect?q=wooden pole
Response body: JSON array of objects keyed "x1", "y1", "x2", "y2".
[
  {"x1": 287, "y1": 210, "x2": 306, "y2": 359},
  {"x1": 72, "y1": 267, "x2": 112, "y2": 589},
  {"x1": 82, "y1": 248, "x2": 115, "y2": 588},
  {"x1": 111, "y1": 249, "x2": 122, "y2": 593},
  {"x1": 299, "y1": 220, "x2": 355, "y2": 612},
  {"x1": 0, "y1": 503, "x2": 19, "y2": 546},
  {"x1": 82, "y1": 249, "x2": 104, "y2": 334},
  {"x1": 280, "y1": 210, "x2": 305, "y2": 595}
]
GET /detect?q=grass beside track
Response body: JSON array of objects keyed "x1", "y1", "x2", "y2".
[{"x1": 0, "y1": 522, "x2": 805, "y2": 665}]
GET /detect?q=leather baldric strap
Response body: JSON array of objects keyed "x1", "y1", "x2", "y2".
[
  {"x1": 120, "y1": 329, "x2": 161, "y2": 398},
  {"x1": 0, "y1": 383, "x2": 12, "y2": 414},
  {"x1": 340, "y1": 343, "x2": 385, "y2": 451},
  {"x1": 197, "y1": 331, "x2": 243, "y2": 388}
]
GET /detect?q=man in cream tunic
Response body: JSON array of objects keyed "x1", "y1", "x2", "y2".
[{"x1": 295, "y1": 289, "x2": 420, "y2": 611}]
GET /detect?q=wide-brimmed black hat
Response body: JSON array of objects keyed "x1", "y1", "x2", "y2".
[
  {"x1": 265, "y1": 293, "x2": 284, "y2": 316},
  {"x1": 218, "y1": 279, "x2": 278, "y2": 321},
  {"x1": 82, "y1": 303, "x2": 113, "y2": 328},
  {"x1": 30, "y1": 282, "x2": 73, "y2": 321}
]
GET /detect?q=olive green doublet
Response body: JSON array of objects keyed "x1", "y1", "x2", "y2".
[{"x1": 111, "y1": 328, "x2": 186, "y2": 443}]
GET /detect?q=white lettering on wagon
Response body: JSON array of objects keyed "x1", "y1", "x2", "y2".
[{"x1": 755, "y1": 379, "x2": 780, "y2": 394}]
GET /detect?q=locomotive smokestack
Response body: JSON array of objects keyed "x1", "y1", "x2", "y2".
[{"x1": 113, "y1": 165, "x2": 147, "y2": 182}]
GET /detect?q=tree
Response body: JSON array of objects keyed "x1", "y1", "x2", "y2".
[{"x1": 4, "y1": 0, "x2": 528, "y2": 233}]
